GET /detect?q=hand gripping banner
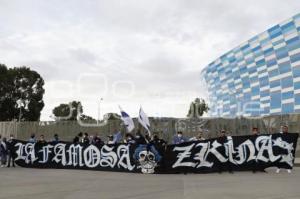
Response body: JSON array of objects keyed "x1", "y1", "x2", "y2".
[{"x1": 12, "y1": 133, "x2": 298, "y2": 174}]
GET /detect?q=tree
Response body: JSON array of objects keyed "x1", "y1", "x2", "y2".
[
  {"x1": 79, "y1": 114, "x2": 97, "y2": 122},
  {"x1": 0, "y1": 64, "x2": 45, "y2": 121},
  {"x1": 52, "y1": 101, "x2": 82, "y2": 121},
  {"x1": 52, "y1": 101, "x2": 96, "y2": 121},
  {"x1": 187, "y1": 98, "x2": 209, "y2": 118}
]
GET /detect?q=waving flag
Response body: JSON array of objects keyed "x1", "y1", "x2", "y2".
[
  {"x1": 119, "y1": 107, "x2": 135, "y2": 132},
  {"x1": 138, "y1": 107, "x2": 151, "y2": 135}
]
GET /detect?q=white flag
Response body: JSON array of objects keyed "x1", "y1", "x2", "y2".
[
  {"x1": 138, "y1": 107, "x2": 151, "y2": 135},
  {"x1": 119, "y1": 107, "x2": 135, "y2": 132}
]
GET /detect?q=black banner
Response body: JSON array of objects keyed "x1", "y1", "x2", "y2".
[{"x1": 13, "y1": 133, "x2": 299, "y2": 174}]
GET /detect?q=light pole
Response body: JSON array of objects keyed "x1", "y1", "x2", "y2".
[
  {"x1": 18, "y1": 92, "x2": 25, "y2": 122},
  {"x1": 98, "y1": 98, "x2": 103, "y2": 124},
  {"x1": 18, "y1": 104, "x2": 22, "y2": 122},
  {"x1": 17, "y1": 79, "x2": 26, "y2": 122}
]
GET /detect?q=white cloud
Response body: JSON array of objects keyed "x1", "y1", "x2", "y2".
[{"x1": 0, "y1": 0, "x2": 299, "y2": 120}]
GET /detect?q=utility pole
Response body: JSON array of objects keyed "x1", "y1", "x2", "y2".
[{"x1": 97, "y1": 98, "x2": 103, "y2": 124}]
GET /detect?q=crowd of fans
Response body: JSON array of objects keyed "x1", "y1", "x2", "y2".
[
  {"x1": 70, "y1": 130, "x2": 168, "y2": 148},
  {"x1": 0, "y1": 134, "x2": 15, "y2": 167},
  {"x1": 0, "y1": 125, "x2": 292, "y2": 173}
]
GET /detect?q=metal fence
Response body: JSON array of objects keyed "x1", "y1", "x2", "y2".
[{"x1": 1, "y1": 114, "x2": 299, "y2": 142}]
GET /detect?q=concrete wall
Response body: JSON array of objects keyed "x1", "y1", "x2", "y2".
[
  {"x1": 0, "y1": 120, "x2": 122, "y2": 141},
  {"x1": 1, "y1": 114, "x2": 299, "y2": 156}
]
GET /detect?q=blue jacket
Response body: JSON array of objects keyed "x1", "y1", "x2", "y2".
[{"x1": 172, "y1": 135, "x2": 188, "y2": 144}]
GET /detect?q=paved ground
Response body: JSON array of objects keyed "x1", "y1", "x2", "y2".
[{"x1": 0, "y1": 167, "x2": 299, "y2": 199}]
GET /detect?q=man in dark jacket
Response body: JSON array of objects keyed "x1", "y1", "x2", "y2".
[
  {"x1": 217, "y1": 130, "x2": 233, "y2": 174},
  {"x1": 73, "y1": 132, "x2": 83, "y2": 144},
  {"x1": 91, "y1": 135, "x2": 104, "y2": 146},
  {"x1": 135, "y1": 131, "x2": 147, "y2": 145},
  {"x1": 82, "y1": 133, "x2": 90, "y2": 144},
  {"x1": 37, "y1": 134, "x2": 47, "y2": 144},
  {"x1": 0, "y1": 137, "x2": 8, "y2": 167},
  {"x1": 51, "y1": 134, "x2": 60, "y2": 144},
  {"x1": 151, "y1": 134, "x2": 167, "y2": 152},
  {"x1": 251, "y1": 127, "x2": 261, "y2": 173},
  {"x1": 7, "y1": 134, "x2": 16, "y2": 167}
]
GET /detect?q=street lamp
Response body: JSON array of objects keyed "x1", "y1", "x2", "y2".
[
  {"x1": 98, "y1": 98, "x2": 103, "y2": 124},
  {"x1": 16, "y1": 78, "x2": 27, "y2": 122},
  {"x1": 17, "y1": 89, "x2": 25, "y2": 122},
  {"x1": 18, "y1": 99, "x2": 24, "y2": 122}
]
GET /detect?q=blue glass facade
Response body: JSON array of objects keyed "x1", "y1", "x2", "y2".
[{"x1": 201, "y1": 14, "x2": 300, "y2": 117}]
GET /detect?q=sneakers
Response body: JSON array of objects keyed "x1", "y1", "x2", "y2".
[{"x1": 276, "y1": 168, "x2": 292, "y2": 173}]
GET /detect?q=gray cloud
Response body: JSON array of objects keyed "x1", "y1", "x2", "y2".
[
  {"x1": 68, "y1": 48, "x2": 98, "y2": 66},
  {"x1": 0, "y1": 0, "x2": 299, "y2": 120}
]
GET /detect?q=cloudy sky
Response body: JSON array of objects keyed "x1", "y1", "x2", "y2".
[{"x1": 0, "y1": 0, "x2": 299, "y2": 121}]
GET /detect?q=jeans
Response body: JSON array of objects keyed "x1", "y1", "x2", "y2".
[
  {"x1": 1, "y1": 153, "x2": 7, "y2": 166},
  {"x1": 7, "y1": 152, "x2": 15, "y2": 167}
]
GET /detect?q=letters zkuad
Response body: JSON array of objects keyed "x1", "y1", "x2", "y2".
[
  {"x1": 13, "y1": 133, "x2": 298, "y2": 174},
  {"x1": 171, "y1": 135, "x2": 296, "y2": 169}
]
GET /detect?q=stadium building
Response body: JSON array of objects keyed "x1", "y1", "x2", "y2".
[{"x1": 201, "y1": 13, "x2": 300, "y2": 117}]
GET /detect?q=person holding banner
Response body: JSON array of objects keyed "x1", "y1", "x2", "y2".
[
  {"x1": 217, "y1": 130, "x2": 233, "y2": 174},
  {"x1": 7, "y1": 134, "x2": 16, "y2": 168},
  {"x1": 82, "y1": 133, "x2": 90, "y2": 144},
  {"x1": 151, "y1": 134, "x2": 167, "y2": 148},
  {"x1": 0, "y1": 135, "x2": 1, "y2": 165},
  {"x1": 73, "y1": 132, "x2": 83, "y2": 144},
  {"x1": 91, "y1": 134, "x2": 104, "y2": 146},
  {"x1": 251, "y1": 127, "x2": 262, "y2": 173},
  {"x1": 28, "y1": 134, "x2": 36, "y2": 143},
  {"x1": 0, "y1": 137, "x2": 8, "y2": 167},
  {"x1": 189, "y1": 132, "x2": 206, "y2": 141},
  {"x1": 37, "y1": 134, "x2": 47, "y2": 144},
  {"x1": 135, "y1": 131, "x2": 147, "y2": 145},
  {"x1": 151, "y1": 133, "x2": 167, "y2": 157},
  {"x1": 113, "y1": 129, "x2": 122, "y2": 144},
  {"x1": 172, "y1": 131, "x2": 188, "y2": 144},
  {"x1": 252, "y1": 127, "x2": 259, "y2": 136},
  {"x1": 107, "y1": 135, "x2": 115, "y2": 144},
  {"x1": 51, "y1": 134, "x2": 60, "y2": 144},
  {"x1": 276, "y1": 125, "x2": 292, "y2": 174},
  {"x1": 124, "y1": 133, "x2": 136, "y2": 144}
]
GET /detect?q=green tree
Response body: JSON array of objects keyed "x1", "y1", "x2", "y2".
[
  {"x1": 79, "y1": 114, "x2": 97, "y2": 122},
  {"x1": 187, "y1": 98, "x2": 209, "y2": 118},
  {"x1": 52, "y1": 101, "x2": 82, "y2": 121},
  {"x1": 0, "y1": 64, "x2": 45, "y2": 121},
  {"x1": 52, "y1": 101, "x2": 95, "y2": 121}
]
